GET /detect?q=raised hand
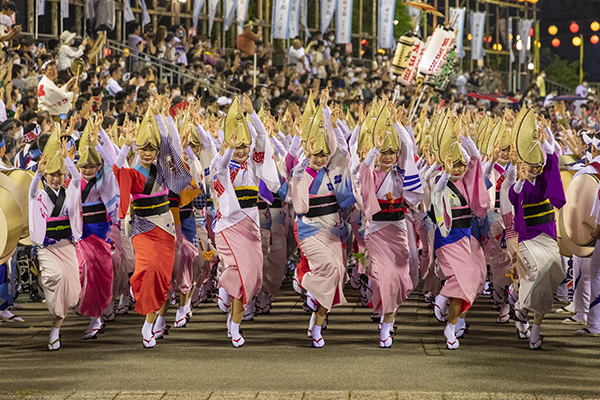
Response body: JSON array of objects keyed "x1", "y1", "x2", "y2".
[
  {"x1": 227, "y1": 133, "x2": 238, "y2": 149},
  {"x1": 375, "y1": 128, "x2": 384, "y2": 150},
  {"x1": 444, "y1": 154, "x2": 453, "y2": 175},
  {"x1": 242, "y1": 93, "x2": 254, "y2": 114},
  {"x1": 320, "y1": 87, "x2": 329, "y2": 106},
  {"x1": 37, "y1": 154, "x2": 47, "y2": 175},
  {"x1": 331, "y1": 107, "x2": 340, "y2": 128},
  {"x1": 123, "y1": 123, "x2": 137, "y2": 147},
  {"x1": 509, "y1": 145, "x2": 519, "y2": 165}
]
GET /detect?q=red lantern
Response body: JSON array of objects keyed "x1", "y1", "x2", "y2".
[
  {"x1": 529, "y1": 28, "x2": 534, "y2": 37},
  {"x1": 552, "y1": 38, "x2": 560, "y2": 47},
  {"x1": 592, "y1": 35, "x2": 600, "y2": 45},
  {"x1": 570, "y1": 22, "x2": 579, "y2": 33}
]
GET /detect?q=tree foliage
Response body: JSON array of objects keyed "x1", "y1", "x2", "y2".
[{"x1": 539, "y1": 48, "x2": 581, "y2": 90}]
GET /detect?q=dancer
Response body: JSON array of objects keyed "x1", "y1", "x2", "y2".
[
  {"x1": 431, "y1": 111, "x2": 489, "y2": 350},
  {"x1": 75, "y1": 117, "x2": 119, "y2": 339},
  {"x1": 29, "y1": 126, "x2": 83, "y2": 351},
  {"x1": 508, "y1": 108, "x2": 565, "y2": 349},
  {"x1": 291, "y1": 88, "x2": 356, "y2": 348},
  {"x1": 113, "y1": 98, "x2": 191, "y2": 348},
  {"x1": 359, "y1": 102, "x2": 418, "y2": 347},
  {"x1": 213, "y1": 94, "x2": 279, "y2": 347}
]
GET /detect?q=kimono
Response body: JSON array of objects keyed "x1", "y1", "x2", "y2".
[
  {"x1": 508, "y1": 144, "x2": 566, "y2": 315},
  {"x1": 291, "y1": 109, "x2": 356, "y2": 311},
  {"x1": 29, "y1": 157, "x2": 83, "y2": 319},
  {"x1": 431, "y1": 139, "x2": 489, "y2": 314},
  {"x1": 75, "y1": 130, "x2": 120, "y2": 319},
  {"x1": 213, "y1": 112, "x2": 280, "y2": 306},
  {"x1": 113, "y1": 115, "x2": 192, "y2": 315}
]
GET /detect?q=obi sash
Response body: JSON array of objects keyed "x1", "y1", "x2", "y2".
[
  {"x1": 372, "y1": 197, "x2": 406, "y2": 222},
  {"x1": 44, "y1": 185, "x2": 72, "y2": 240},
  {"x1": 82, "y1": 177, "x2": 109, "y2": 224},
  {"x1": 235, "y1": 186, "x2": 259, "y2": 209},
  {"x1": 305, "y1": 194, "x2": 338, "y2": 218},
  {"x1": 523, "y1": 198, "x2": 555, "y2": 227}
]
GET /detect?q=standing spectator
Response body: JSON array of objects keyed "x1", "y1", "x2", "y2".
[
  {"x1": 237, "y1": 22, "x2": 258, "y2": 58},
  {"x1": 456, "y1": 71, "x2": 469, "y2": 95},
  {"x1": 106, "y1": 64, "x2": 123, "y2": 96},
  {"x1": 37, "y1": 61, "x2": 78, "y2": 119},
  {"x1": 536, "y1": 70, "x2": 546, "y2": 98},
  {"x1": 128, "y1": 22, "x2": 144, "y2": 72},
  {"x1": 154, "y1": 26, "x2": 167, "y2": 60},
  {"x1": 288, "y1": 39, "x2": 308, "y2": 75},
  {"x1": 58, "y1": 31, "x2": 88, "y2": 71}
]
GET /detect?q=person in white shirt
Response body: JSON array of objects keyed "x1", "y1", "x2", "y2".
[
  {"x1": 288, "y1": 39, "x2": 308, "y2": 75},
  {"x1": 455, "y1": 72, "x2": 469, "y2": 95},
  {"x1": 106, "y1": 64, "x2": 123, "y2": 96},
  {"x1": 58, "y1": 31, "x2": 88, "y2": 71},
  {"x1": 37, "y1": 61, "x2": 78, "y2": 119}
]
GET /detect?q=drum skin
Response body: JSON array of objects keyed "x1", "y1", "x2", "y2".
[
  {"x1": 556, "y1": 170, "x2": 574, "y2": 257},
  {"x1": 563, "y1": 173, "x2": 600, "y2": 247},
  {"x1": 0, "y1": 174, "x2": 23, "y2": 261},
  {"x1": 2, "y1": 169, "x2": 35, "y2": 240}
]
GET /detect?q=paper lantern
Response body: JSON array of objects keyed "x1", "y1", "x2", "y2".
[
  {"x1": 570, "y1": 23, "x2": 579, "y2": 33},
  {"x1": 572, "y1": 36, "x2": 582, "y2": 47},
  {"x1": 592, "y1": 22, "x2": 600, "y2": 32},
  {"x1": 391, "y1": 35, "x2": 415, "y2": 76},
  {"x1": 552, "y1": 38, "x2": 560, "y2": 47},
  {"x1": 468, "y1": 33, "x2": 472, "y2": 40},
  {"x1": 418, "y1": 26, "x2": 456, "y2": 76},
  {"x1": 548, "y1": 25, "x2": 558, "y2": 35},
  {"x1": 398, "y1": 39, "x2": 426, "y2": 86},
  {"x1": 529, "y1": 28, "x2": 534, "y2": 37},
  {"x1": 591, "y1": 35, "x2": 599, "y2": 45}
]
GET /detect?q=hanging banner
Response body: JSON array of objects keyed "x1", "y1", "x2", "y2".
[
  {"x1": 321, "y1": 0, "x2": 338, "y2": 34},
  {"x1": 336, "y1": 0, "x2": 352, "y2": 44},
  {"x1": 223, "y1": 0, "x2": 237, "y2": 31},
  {"x1": 508, "y1": 17, "x2": 514, "y2": 63},
  {"x1": 37, "y1": 0, "x2": 45, "y2": 16},
  {"x1": 470, "y1": 11, "x2": 486, "y2": 60},
  {"x1": 85, "y1": 0, "x2": 96, "y2": 20},
  {"x1": 301, "y1": 0, "x2": 310, "y2": 37},
  {"x1": 236, "y1": 0, "x2": 250, "y2": 34},
  {"x1": 288, "y1": 0, "x2": 301, "y2": 39},
  {"x1": 519, "y1": 19, "x2": 533, "y2": 64},
  {"x1": 193, "y1": 0, "x2": 205, "y2": 29},
  {"x1": 208, "y1": 0, "x2": 219, "y2": 34},
  {"x1": 138, "y1": 0, "x2": 151, "y2": 26},
  {"x1": 272, "y1": 0, "x2": 292, "y2": 40},
  {"x1": 378, "y1": 0, "x2": 396, "y2": 49},
  {"x1": 449, "y1": 7, "x2": 465, "y2": 58},
  {"x1": 61, "y1": 0, "x2": 69, "y2": 18}
]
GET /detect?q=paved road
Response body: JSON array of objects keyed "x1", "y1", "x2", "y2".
[{"x1": 1, "y1": 282, "x2": 599, "y2": 399}]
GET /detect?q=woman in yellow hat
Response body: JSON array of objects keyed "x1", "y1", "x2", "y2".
[
  {"x1": 29, "y1": 125, "x2": 83, "y2": 351},
  {"x1": 290, "y1": 88, "x2": 356, "y2": 347},
  {"x1": 212, "y1": 93, "x2": 280, "y2": 347},
  {"x1": 113, "y1": 97, "x2": 192, "y2": 349}
]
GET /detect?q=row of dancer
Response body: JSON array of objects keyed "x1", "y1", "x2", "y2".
[{"x1": 26, "y1": 88, "x2": 587, "y2": 351}]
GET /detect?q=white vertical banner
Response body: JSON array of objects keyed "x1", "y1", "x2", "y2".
[
  {"x1": 61, "y1": 0, "x2": 69, "y2": 19},
  {"x1": 223, "y1": 0, "x2": 237, "y2": 31},
  {"x1": 321, "y1": 0, "x2": 338, "y2": 34},
  {"x1": 208, "y1": 0, "x2": 219, "y2": 34},
  {"x1": 272, "y1": 0, "x2": 292, "y2": 39},
  {"x1": 378, "y1": 0, "x2": 396, "y2": 49},
  {"x1": 301, "y1": 0, "x2": 310, "y2": 37},
  {"x1": 470, "y1": 11, "x2": 486, "y2": 60},
  {"x1": 236, "y1": 0, "x2": 250, "y2": 34},
  {"x1": 193, "y1": 0, "x2": 205, "y2": 29},
  {"x1": 288, "y1": 0, "x2": 301, "y2": 39},
  {"x1": 138, "y1": 0, "x2": 151, "y2": 26},
  {"x1": 449, "y1": 8, "x2": 465, "y2": 58},
  {"x1": 508, "y1": 17, "x2": 514, "y2": 63},
  {"x1": 519, "y1": 19, "x2": 532, "y2": 64},
  {"x1": 37, "y1": 0, "x2": 46, "y2": 16},
  {"x1": 336, "y1": 0, "x2": 352, "y2": 44},
  {"x1": 86, "y1": 0, "x2": 96, "y2": 20}
]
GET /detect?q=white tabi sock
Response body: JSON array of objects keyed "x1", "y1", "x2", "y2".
[
  {"x1": 455, "y1": 318, "x2": 466, "y2": 334},
  {"x1": 308, "y1": 313, "x2": 316, "y2": 338},
  {"x1": 444, "y1": 323, "x2": 456, "y2": 342},
  {"x1": 380, "y1": 322, "x2": 392, "y2": 341},
  {"x1": 311, "y1": 324, "x2": 324, "y2": 347},
  {"x1": 230, "y1": 321, "x2": 241, "y2": 339},
  {"x1": 175, "y1": 306, "x2": 186, "y2": 325},
  {"x1": 154, "y1": 316, "x2": 166, "y2": 332},
  {"x1": 50, "y1": 327, "x2": 60, "y2": 343},
  {"x1": 530, "y1": 324, "x2": 541, "y2": 343},
  {"x1": 142, "y1": 321, "x2": 154, "y2": 339}
]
